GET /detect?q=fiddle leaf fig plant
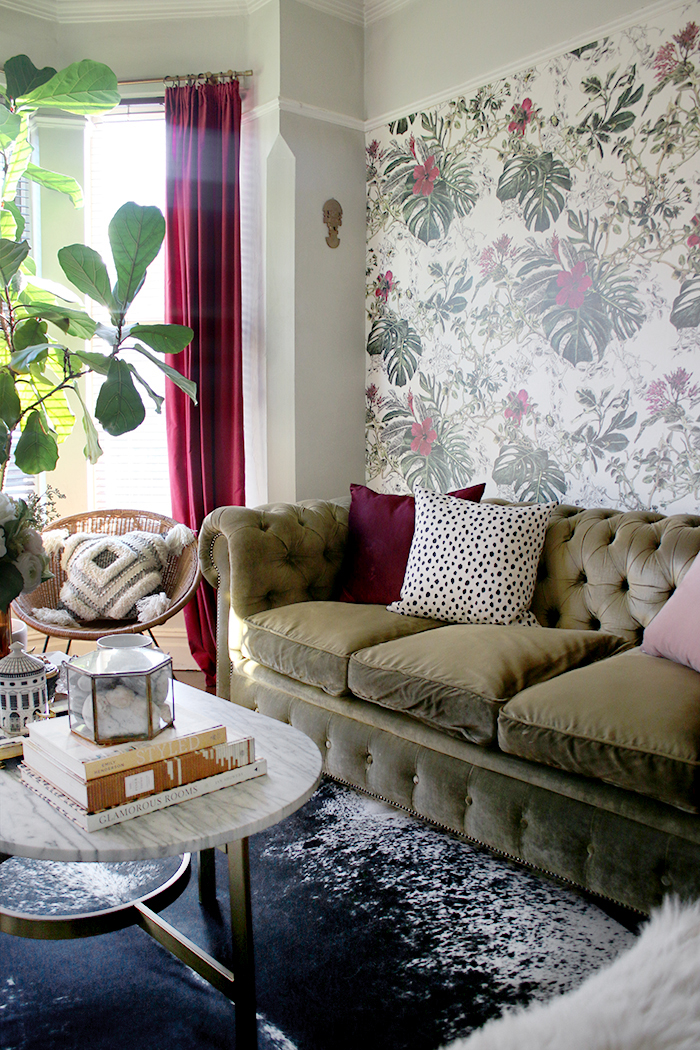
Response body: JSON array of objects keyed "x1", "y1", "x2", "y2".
[{"x1": 0, "y1": 54, "x2": 196, "y2": 486}]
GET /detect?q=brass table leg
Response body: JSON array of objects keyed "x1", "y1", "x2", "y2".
[
  {"x1": 198, "y1": 847, "x2": 217, "y2": 907},
  {"x1": 227, "y1": 837, "x2": 258, "y2": 1050}
]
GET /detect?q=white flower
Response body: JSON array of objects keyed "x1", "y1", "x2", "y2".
[
  {"x1": 15, "y1": 552, "x2": 43, "y2": 593},
  {"x1": 23, "y1": 528, "x2": 45, "y2": 556},
  {"x1": 0, "y1": 493, "x2": 17, "y2": 526}
]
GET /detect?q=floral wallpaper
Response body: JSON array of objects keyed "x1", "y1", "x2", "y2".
[{"x1": 365, "y1": 4, "x2": 700, "y2": 512}]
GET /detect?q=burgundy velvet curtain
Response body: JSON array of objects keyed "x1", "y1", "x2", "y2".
[{"x1": 164, "y1": 81, "x2": 245, "y2": 689}]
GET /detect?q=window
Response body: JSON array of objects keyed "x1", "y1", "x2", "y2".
[{"x1": 86, "y1": 107, "x2": 171, "y2": 515}]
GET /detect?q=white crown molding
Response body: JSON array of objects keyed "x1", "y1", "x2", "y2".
[
  {"x1": 0, "y1": 0, "x2": 408, "y2": 24},
  {"x1": 365, "y1": 0, "x2": 690, "y2": 131},
  {"x1": 242, "y1": 95, "x2": 364, "y2": 131}
]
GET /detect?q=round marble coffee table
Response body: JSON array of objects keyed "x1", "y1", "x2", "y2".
[{"x1": 0, "y1": 682, "x2": 323, "y2": 1050}]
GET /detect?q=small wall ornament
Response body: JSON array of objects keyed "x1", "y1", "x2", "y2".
[{"x1": 323, "y1": 199, "x2": 342, "y2": 248}]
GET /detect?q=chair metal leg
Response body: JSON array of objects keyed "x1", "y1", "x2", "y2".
[{"x1": 227, "y1": 838, "x2": 258, "y2": 1049}]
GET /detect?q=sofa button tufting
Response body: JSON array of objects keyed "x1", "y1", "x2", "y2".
[
  {"x1": 366, "y1": 755, "x2": 373, "y2": 766},
  {"x1": 465, "y1": 796, "x2": 472, "y2": 806},
  {"x1": 325, "y1": 740, "x2": 332, "y2": 749},
  {"x1": 587, "y1": 844, "x2": 595, "y2": 856},
  {"x1": 661, "y1": 874, "x2": 672, "y2": 887},
  {"x1": 412, "y1": 774, "x2": 419, "y2": 784},
  {"x1": 520, "y1": 817, "x2": 528, "y2": 829}
]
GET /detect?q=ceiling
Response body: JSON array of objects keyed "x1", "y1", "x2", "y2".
[{"x1": 0, "y1": 0, "x2": 411, "y2": 26}]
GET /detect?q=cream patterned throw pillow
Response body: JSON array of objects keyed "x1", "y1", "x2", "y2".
[
  {"x1": 33, "y1": 525, "x2": 195, "y2": 624},
  {"x1": 388, "y1": 488, "x2": 556, "y2": 625}
]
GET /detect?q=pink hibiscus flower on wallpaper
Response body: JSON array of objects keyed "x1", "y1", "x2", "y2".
[
  {"x1": 411, "y1": 417, "x2": 437, "y2": 455},
  {"x1": 556, "y1": 262, "x2": 592, "y2": 309},
  {"x1": 375, "y1": 271, "x2": 394, "y2": 302},
  {"x1": 508, "y1": 98, "x2": 533, "y2": 135},
  {"x1": 504, "y1": 390, "x2": 530, "y2": 424},
  {"x1": 688, "y1": 216, "x2": 700, "y2": 247},
  {"x1": 413, "y1": 156, "x2": 439, "y2": 196}
]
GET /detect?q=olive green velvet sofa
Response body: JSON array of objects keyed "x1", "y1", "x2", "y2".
[{"x1": 199, "y1": 498, "x2": 700, "y2": 915}]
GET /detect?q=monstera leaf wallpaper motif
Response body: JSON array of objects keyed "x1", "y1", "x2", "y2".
[{"x1": 365, "y1": 8, "x2": 700, "y2": 512}]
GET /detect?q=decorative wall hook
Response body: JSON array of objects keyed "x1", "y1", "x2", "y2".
[{"x1": 323, "y1": 199, "x2": 342, "y2": 248}]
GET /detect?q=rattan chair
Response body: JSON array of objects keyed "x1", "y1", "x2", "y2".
[{"x1": 12, "y1": 509, "x2": 201, "y2": 652}]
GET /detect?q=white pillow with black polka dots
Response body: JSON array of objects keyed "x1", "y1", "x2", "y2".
[{"x1": 388, "y1": 487, "x2": 556, "y2": 625}]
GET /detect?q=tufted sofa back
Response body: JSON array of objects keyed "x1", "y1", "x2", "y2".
[
  {"x1": 530, "y1": 504, "x2": 700, "y2": 642},
  {"x1": 199, "y1": 498, "x2": 700, "y2": 653}
]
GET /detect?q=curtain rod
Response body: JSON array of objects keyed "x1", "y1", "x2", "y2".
[{"x1": 118, "y1": 70, "x2": 253, "y2": 86}]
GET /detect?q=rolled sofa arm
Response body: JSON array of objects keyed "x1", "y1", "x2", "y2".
[{"x1": 199, "y1": 499, "x2": 349, "y2": 699}]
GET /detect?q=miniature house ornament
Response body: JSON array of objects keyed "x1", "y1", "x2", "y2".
[
  {"x1": 323, "y1": 198, "x2": 342, "y2": 247},
  {"x1": 66, "y1": 646, "x2": 174, "y2": 745},
  {"x1": 0, "y1": 643, "x2": 49, "y2": 737}
]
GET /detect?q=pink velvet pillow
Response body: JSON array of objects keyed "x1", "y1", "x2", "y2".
[
  {"x1": 642, "y1": 553, "x2": 700, "y2": 673},
  {"x1": 335, "y1": 481, "x2": 486, "y2": 605}
]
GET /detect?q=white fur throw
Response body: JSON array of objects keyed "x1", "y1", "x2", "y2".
[
  {"x1": 443, "y1": 898, "x2": 700, "y2": 1050},
  {"x1": 58, "y1": 530, "x2": 175, "y2": 621}
]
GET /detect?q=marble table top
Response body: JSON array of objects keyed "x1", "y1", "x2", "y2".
[{"x1": 0, "y1": 683, "x2": 323, "y2": 863}]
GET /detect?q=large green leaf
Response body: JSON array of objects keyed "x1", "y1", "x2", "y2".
[
  {"x1": 497, "y1": 153, "x2": 571, "y2": 232},
  {"x1": 24, "y1": 162, "x2": 84, "y2": 208},
  {"x1": 12, "y1": 318, "x2": 47, "y2": 353},
  {"x1": 2, "y1": 116, "x2": 31, "y2": 203},
  {"x1": 72, "y1": 384, "x2": 102, "y2": 464},
  {"x1": 492, "y1": 444, "x2": 567, "y2": 502},
  {"x1": 0, "y1": 372, "x2": 21, "y2": 429},
  {"x1": 0, "y1": 105, "x2": 21, "y2": 150},
  {"x1": 58, "y1": 244, "x2": 116, "y2": 311},
  {"x1": 17, "y1": 60, "x2": 119, "y2": 114},
  {"x1": 0, "y1": 239, "x2": 29, "y2": 285},
  {"x1": 402, "y1": 181, "x2": 454, "y2": 244},
  {"x1": 70, "y1": 349, "x2": 113, "y2": 376},
  {"x1": 9, "y1": 343, "x2": 51, "y2": 372},
  {"x1": 94, "y1": 358, "x2": 146, "y2": 435},
  {"x1": 4, "y1": 55, "x2": 56, "y2": 102},
  {"x1": 366, "y1": 317, "x2": 422, "y2": 387},
  {"x1": 14, "y1": 410, "x2": 59, "y2": 474},
  {"x1": 108, "y1": 202, "x2": 165, "y2": 310},
  {"x1": 0, "y1": 201, "x2": 24, "y2": 240},
  {"x1": 133, "y1": 344, "x2": 198, "y2": 402},
  {"x1": 670, "y1": 276, "x2": 700, "y2": 329},
  {"x1": 19, "y1": 303, "x2": 97, "y2": 340},
  {"x1": 129, "y1": 323, "x2": 194, "y2": 354},
  {"x1": 128, "y1": 363, "x2": 164, "y2": 413}
]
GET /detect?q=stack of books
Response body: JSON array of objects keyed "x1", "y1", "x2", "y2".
[{"x1": 20, "y1": 708, "x2": 267, "y2": 831}]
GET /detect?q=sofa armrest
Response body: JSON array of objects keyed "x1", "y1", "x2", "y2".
[{"x1": 199, "y1": 499, "x2": 349, "y2": 699}]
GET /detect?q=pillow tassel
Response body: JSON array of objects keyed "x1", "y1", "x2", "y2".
[
  {"x1": 164, "y1": 524, "x2": 196, "y2": 557},
  {"x1": 41, "y1": 529, "x2": 69, "y2": 556},
  {"x1": 136, "y1": 591, "x2": 170, "y2": 623}
]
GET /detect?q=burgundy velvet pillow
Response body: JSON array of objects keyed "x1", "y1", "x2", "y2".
[{"x1": 335, "y1": 482, "x2": 486, "y2": 605}]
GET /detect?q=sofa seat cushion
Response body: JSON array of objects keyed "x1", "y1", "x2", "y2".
[
  {"x1": 241, "y1": 601, "x2": 444, "y2": 697},
  {"x1": 498, "y1": 649, "x2": 700, "y2": 812},
  {"x1": 347, "y1": 625, "x2": 631, "y2": 746}
]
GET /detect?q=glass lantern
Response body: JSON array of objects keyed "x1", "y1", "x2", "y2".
[{"x1": 66, "y1": 647, "x2": 175, "y2": 745}]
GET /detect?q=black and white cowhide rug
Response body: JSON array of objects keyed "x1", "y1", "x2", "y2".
[{"x1": 0, "y1": 778, "x2": 636, "y2": 1050}]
